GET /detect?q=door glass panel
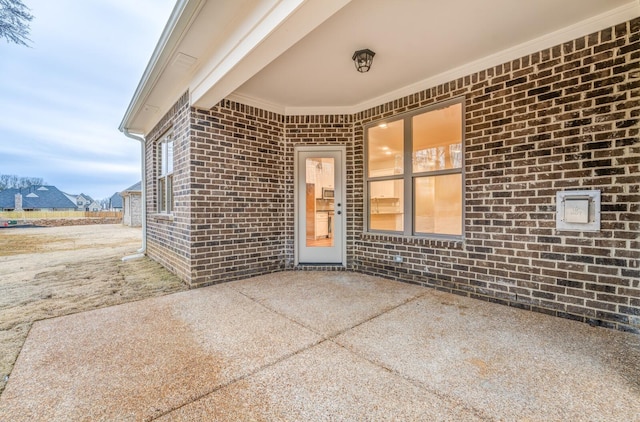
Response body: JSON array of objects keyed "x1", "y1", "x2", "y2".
[
  {"x1": 414, "y1": 174, "x2": 462, "y2": 235},
  {"x1": 412, "y1": 103, "x2": 462, "y2": 172},
  {"x1": 305, "y1": 158, "x2": 335, "y2": 247}
]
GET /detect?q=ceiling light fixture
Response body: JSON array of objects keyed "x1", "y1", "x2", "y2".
[{"x1": 352, "y1": 48, "x2": 375, "y2": 73}]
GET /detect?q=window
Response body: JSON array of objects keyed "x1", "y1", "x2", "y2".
[
  {"x1": 157, "y1": 134, "x2": 174, "y2": 213},
  {"x1": 366, "y1": 98, "x2": 463, "y2": 237}
]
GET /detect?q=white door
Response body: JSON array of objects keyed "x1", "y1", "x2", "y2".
[{"x1": 296, "y1": 147, "x2": 345, "y2": 265}]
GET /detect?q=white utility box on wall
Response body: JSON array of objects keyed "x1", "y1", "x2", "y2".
[{"x1": 556, "y1": 190, "x2": 601, "y2": 232}]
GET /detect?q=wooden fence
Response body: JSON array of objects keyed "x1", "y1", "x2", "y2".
[{"x1": 0, "y1": 211, "x2": 123, "y2": 220}]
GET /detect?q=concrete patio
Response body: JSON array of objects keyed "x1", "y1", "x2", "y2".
[{"x1": 0, "y1": 271, "x2": 638, "y2": 421}]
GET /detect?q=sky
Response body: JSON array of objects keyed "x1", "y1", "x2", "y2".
[{"x1": 0, "y1": 0, "x2": 175, "y2": 200}]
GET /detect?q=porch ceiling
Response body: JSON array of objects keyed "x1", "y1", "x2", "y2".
[
  {"x1": 231, "y1": 0, "x2": 637, "y2": 115},
  {"x1": 120, "y1": 0, "x2": 638, "y2": 134}
]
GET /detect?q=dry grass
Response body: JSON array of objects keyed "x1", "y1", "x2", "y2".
[{"x1": 0, "y1": 224, "x2": 187, "y2": 396}]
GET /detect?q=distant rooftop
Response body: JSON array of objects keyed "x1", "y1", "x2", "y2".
[{"x1": 0, "y1": 185, "x2": 77, "y2": 210}]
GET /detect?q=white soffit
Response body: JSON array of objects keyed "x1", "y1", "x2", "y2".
[
  {"x1": 120, "y1": 0, "x2": 202, "y2": 134},
  {"x1": 232, "y1": 0, "x2": 639, "y2": 115},
  {"x1": 190, "y1": 0, "x2": 352, "y2": 109},
  {"x1": 122, "y1": 0, "x2": 352, "y2": 134},
  {"x1": 123, "y1": 0, "x2": 638, "y2": 134}
]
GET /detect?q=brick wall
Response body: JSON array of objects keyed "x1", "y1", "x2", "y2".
[
  {"x1": 352, "y1": 18, "x2": 639, "y2": 333},
  {"x1": 188, "y1": 100, "x2": 285, "y2": 287},
  {"x1": 143, "y1": 18, "x2": 638, "y2": 332},
  {"x1": 145, "y1": 92, "x2": 192, "y2": 283}
]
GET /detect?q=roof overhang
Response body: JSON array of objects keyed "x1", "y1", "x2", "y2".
[
  {"x1": 120, "y1": 0, "x2": 639, "y2": 135},
  {"x1": 120, "y1": 0, "x2": 351, "y2": 135}
]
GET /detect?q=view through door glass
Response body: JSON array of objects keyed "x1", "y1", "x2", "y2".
[{"x1": 305, "y1": 157, "x2": 335, "y2": 247}]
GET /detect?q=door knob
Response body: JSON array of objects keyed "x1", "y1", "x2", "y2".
[{"x1": 337, "y1": 210, "x2": 342, "y2": 215}]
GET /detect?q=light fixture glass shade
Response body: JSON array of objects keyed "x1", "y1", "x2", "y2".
[{"x1": 352, "y1": 49, "x2": 375, "y2": 73}]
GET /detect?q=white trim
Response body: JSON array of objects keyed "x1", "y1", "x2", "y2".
[
  {"x1": 191, "y1": 0, "x2": 351, "y2": 110},
  {"x1": 226, "y1": 93, "x2": 356, "y2": 116},
  {"x1": 226, "y1": 92, "x2": 286, "y2": 114},
  {"x1": 123, "y1": 0, "x2": 638, "y2": 126},
  {"x1": 294, "y1": 147, "x2": 299, "y2": 265},
  {"x1": 119, "y1": 0, "x2": 205, "y2": 132},
  {"x1": 294, "y1": 145, "x2": 347, "y2": 267},
  {"x1": 190, "y1": 0, "x2": 306, "y2": 105},
  {"x1": 285, "y1": 105, "x2": 355, "y2": 116}
]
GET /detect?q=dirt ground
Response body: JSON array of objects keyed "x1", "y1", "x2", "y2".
[{"x1": 0, "y1": 224, "x2": 187, "y2": 396}]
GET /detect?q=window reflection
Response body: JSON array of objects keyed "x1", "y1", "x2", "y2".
[
  {"x1": 412, "y1": 103, "x2": 462, "y2": 172},
  {"x1": 367, "y1": 120, "x2": 403, "y2": 177},
  {"x1": 369, "y1": 180, "x2": 404, "y2": 231},
  {"x1": 415, "y1": 174, "x2": 462, "y2": 236}
]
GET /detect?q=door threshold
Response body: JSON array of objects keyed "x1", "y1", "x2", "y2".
[{"x1": 295, "y1": 263, "x2": 346, "y2": 269}]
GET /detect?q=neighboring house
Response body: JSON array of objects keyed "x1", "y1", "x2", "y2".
[
  {"x1": 63, "y1": 192, "x2": 101, "y2": 211},
  {"x1": 119, "y1": 1, "x2": 639, "y2": 333},
  {"x1": 0, "y1": 185, "x2": 77, "y2": 211},
  {"x1": 108, "y1": 192, "x2": 123, "y2": 211},
  {"x1": 121, "y1": 181, "x2": 142, "y2": 227},
  {"x1": 83, "y1": 197, "x2": 102, "y2": 212}
]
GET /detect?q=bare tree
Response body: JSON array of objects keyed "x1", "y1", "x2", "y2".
[
  {"x1": 18, "y1": 176, "x2": 43, "y2": 188},
  {"x1": 0, "y1": 174, "x2": 18, "y2": 190},
  {"x1": 0, "y1": 174, "x2": 45, "y2": 190},
  {"x1": 98, "y1": 198, "x2": 111, "y2": 210},
  {"x1": 0, "y1": 0, "x2": 33, "y2": 46}
]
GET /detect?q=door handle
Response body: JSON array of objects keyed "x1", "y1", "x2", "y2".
[{"x1": 337, "y1": 210, "x2": 342, "y2": 215}]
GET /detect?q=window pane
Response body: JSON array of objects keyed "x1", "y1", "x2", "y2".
[
  {"x1": 158, "y1": 178, "x2": 166, "y2": 212},
  {"x1": 412, "y1": 103, "x2": 462, "y2": 172},
  {"x1": 166, "y1": 140, "x2": 174, "y2": 174},
  {"x1": 161, "y1": 142, "x2": 167, "y2": 175},
  {"x1": 167, "y1": 175, "x2": 174, "y2": 212},
  {"x1": 159, "y1": 143, "x2": 165, "y2": 176},
  {"x1": 414, "y1": 174, "x2": 462, "y2": 235},
  {"x1": 160, "y1": 140, "x2": 174, "y2": 176},
  {"x1": 368, "y1": 120, "x2": 403, "y2": 177},
  {"x1": 369, "y1": 179, "x2": 403, "y2": 232}
]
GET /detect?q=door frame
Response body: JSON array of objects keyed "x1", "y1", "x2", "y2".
[{"x1": 294, "y1": 145, "x2": 347, "y2": 267}]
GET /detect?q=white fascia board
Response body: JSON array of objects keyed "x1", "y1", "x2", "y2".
[
  {"x1": 191, "y1": 0, "x2": 351, "y2": 110},
  {"x1": 119, "y1": 0, "x2": 204, "y2": 133}
]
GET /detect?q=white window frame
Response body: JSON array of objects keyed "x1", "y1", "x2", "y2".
[
  {"x1": 364, "y1": 97, "x2": 465, "y2": 239},
  {"x1": 157, "y1": 133, "x2": 174, "y2": 214}
]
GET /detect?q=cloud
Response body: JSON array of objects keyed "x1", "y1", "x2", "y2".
[{"x1": 0, "y1": 0, "x2": 175, "y2": 199}]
